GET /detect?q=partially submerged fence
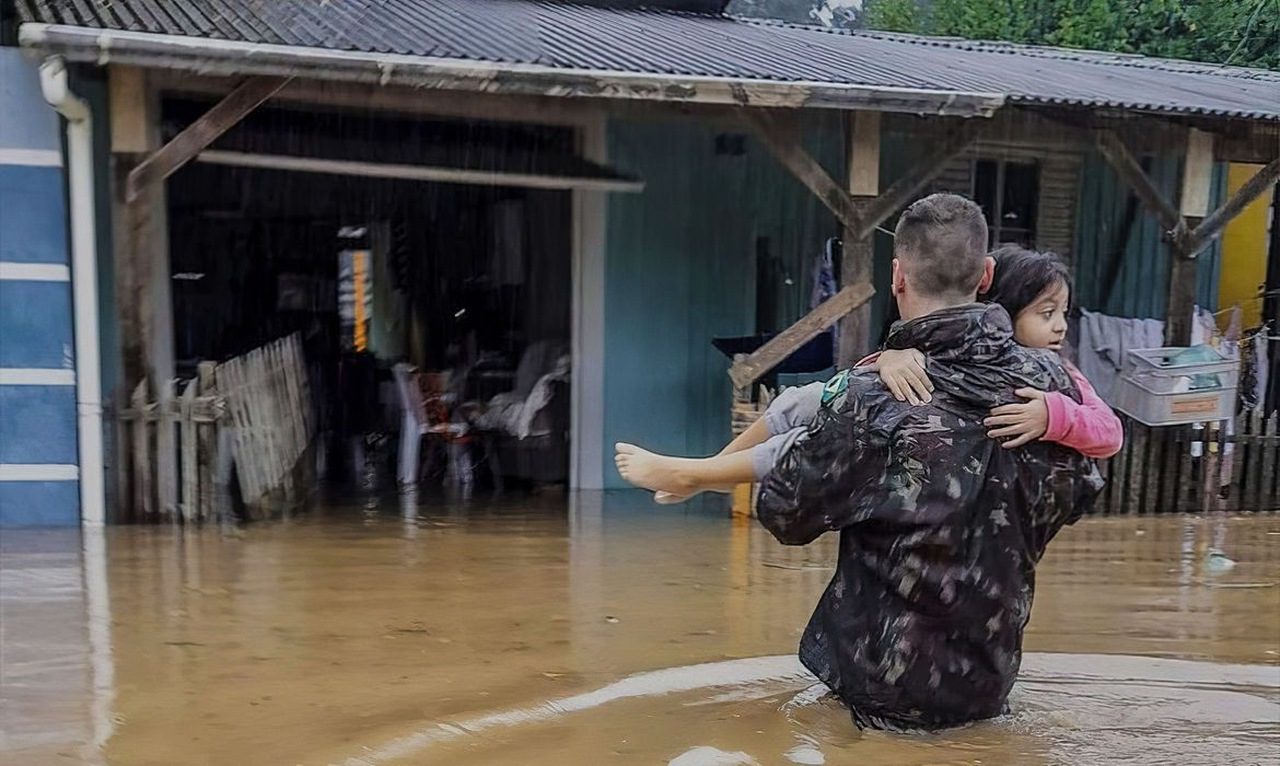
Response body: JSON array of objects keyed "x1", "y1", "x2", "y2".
[
  {"x1": 113, "y1": 333, "x2": 314, "y2": 521},
  {"x1": 1092, "y1": 411, "x2": 1280, "y2": 515}
]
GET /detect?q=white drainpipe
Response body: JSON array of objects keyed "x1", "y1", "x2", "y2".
[{"x1": 39, "y1": 56, "x2": 106, "y2": 527}]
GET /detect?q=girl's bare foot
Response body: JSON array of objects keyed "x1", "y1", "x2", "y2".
[{"x1": 615, "y1": 443, "x2": 697, "y2": 496}]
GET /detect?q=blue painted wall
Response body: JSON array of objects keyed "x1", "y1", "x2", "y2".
[
  {"x1": 0, "y1": 49, "x2": 78, "y2": 527},
  {"x1": 1073, "y1": 151, "x2": 1226, "y2": 319},
  {"x1": 601, "y1": 113, "x2": 842, "y2": 487}
]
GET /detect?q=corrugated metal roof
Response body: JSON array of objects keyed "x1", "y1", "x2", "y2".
[{"x1": 16, "y1": 0, "x2": 1280, "y2": 120}]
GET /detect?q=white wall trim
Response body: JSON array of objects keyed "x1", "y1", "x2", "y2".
[
  {"x1": 570, "y1": 114, "x2": 609, "y2": 490},
  {"x1": 0, "y1": 262, "x2": 71, "y2": 281},
  {"x1": 0, "y1": 148, "x2": 63, "y2": 167},
  {"x1": 0, "y1": 368, "x2": 76, "y2": 386},
  {"x1": 0, "y1": 464, "x2": 80, "y2": 481}
]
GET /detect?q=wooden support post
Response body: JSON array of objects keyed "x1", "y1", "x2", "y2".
[
  {"x1": 839, "y1": 111, "x2": 880, "y2": 367},
  {"x1": 730, "y1": 282, "x2": 875, "y2": 389},
  {"x1": 126, "y1": 76, "x2": 289, "y2": 202},
  {"x1": 130, "y1": 380, "x2": 151, "y2": 518},
  {"x1": 740, "y1": 108, "x2": 980, "y2": 378},
  {"x1": 1164, "y1": 129, "x2": 1217, "y2": 345}
]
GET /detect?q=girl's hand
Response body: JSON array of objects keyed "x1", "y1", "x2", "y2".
[
  {"x1": 985, "y1": 388, "x2": 1049, "y2": 447},
  {"x1": 875, "y1": 349, "x2": 933, "y2": 405}
]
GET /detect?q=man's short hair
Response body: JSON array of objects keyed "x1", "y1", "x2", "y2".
[{"x1": 893, "y1": 193, "x2": 990, "y2": 299}]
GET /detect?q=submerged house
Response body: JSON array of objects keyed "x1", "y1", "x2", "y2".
[{"x1": 1, "y1": 0, "x2": 1277, "y2": 526}]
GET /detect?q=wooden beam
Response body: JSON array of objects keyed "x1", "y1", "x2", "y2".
[
  {"x1": 848, "y1": 111, "x2": 881, "y2": 197},
  {"x1": 839, "y1": 111, "x2": 880, "y2": 367},
  {"x1": 1187, "y1": 156, "x2": 1280, "y2": 255},
  {"x1": 1093, "y1": 130, "x2": 1184, "y2": 236},
  {"x1": 852, "y1": 121, "x2": 981, "y2": 241},
  {"x1": 196, "y1": 150, "x2": 645, "y2": 193},
  {"x1": 740, "y1": 108, "x2": 862, "y2": 231},
  {"x1": 108, "y1": 65, "x2": 149, "y2": 154},
  {"x1": 1180, "y1": 128, "x2": 1215, "y2": 219},
  {"x1": 126, "y1": 76, "x2": 289, "y2": 201},
  {"x1": 729, "y1": 282, "x2": 875, "y2": 390}
]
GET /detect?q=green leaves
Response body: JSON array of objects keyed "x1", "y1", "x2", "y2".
[{"x1": 860, "y1": 0, "x2": 1278, "y2": 69}]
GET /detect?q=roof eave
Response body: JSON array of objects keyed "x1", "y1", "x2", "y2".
[{"x1": 18, "y1": 23, "x2": 1005, "y2": 118}]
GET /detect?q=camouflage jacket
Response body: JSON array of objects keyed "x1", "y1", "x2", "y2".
[{"x1": 757, "y1": 303, "x2": 1103, "y2": 730}]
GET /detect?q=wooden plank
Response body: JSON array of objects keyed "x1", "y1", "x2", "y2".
[
  {"x1": 157, "y1": 379, "x2": 178, "y2": 518},
  {"x1": 126, "y1": 76, "x2": 289, "y2": 201},
  {"x1": 131, "y1": 380, "x2": 152, "y2": 517},
  {"x1": 1179, "y1": 128, "x2": 1215, "y2": 218},
  {"x1": 1187, "y1": 157, "x2": 1280, "y2": 255},
  {"x1": 848, "y1": 111, "x2": 881, "y2": 197},
  {"x1": 729, "y1": 281, "x2": 875, "y2": 389},
  {"x1": 108, "y1": 65, "x2": 149, "y2": 154},
  {"x1": 197, "y1": 362, "x2": 218, "y2": 521},
  {"x1": 180, "y1": 378, "x2": 199, "y2": 522},
  {"x1": 740, "y1": 109, "x2": 861, "y2": 232},
  {"x1": 113, "y1": 389, "x2": 131, "y2": 521},
  {"x1": 197, "y1": 150, "x2": 645, "y2": 193},
  {"x1": 839, "y1": 111, "x2": 880, "y2": 367},
  {"x1": 1093, "y1": 130, "x2": 1185, "y2": 236}
]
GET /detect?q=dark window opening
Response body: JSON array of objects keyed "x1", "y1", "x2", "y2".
[{"x1": 973, "y1": 159, "x2": 1040, "y2": 247}]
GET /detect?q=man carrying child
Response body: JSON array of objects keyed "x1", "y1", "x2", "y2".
[{"x1": 755, "y1": 193, "x2": 1102, "y2": 730}]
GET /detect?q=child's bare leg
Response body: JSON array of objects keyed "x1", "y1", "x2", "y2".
[
  {"x1": 654, "y1": 381, "x2": 824, "y2": 503},
  {"x1": 616, "y1": 443, "x2": 757, "y2": 497},
  {"x1": 652, "y1": 417, "x2": 773, "y2": 503}
]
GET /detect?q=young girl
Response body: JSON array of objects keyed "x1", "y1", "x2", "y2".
[{"x1": 615, "y1": 246, "x2": 1123, "y2": 501}]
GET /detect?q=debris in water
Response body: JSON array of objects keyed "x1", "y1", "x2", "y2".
[
  {"x1": 668, "y1": 746, "x2": 759, "y2": 766},
  {"x1": 784, "y1": 742, "x2": 826, "y2": 765},
  {"x1": 1205, "y1": 549, "x2": 1237, "y2": 573},
  {"x1": 605, "y1": 616, "x2": 620, "y2": 624}
]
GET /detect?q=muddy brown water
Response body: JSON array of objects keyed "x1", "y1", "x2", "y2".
[{"x1": 2, "y1": 493, "x2": 1278, "y2": 765}]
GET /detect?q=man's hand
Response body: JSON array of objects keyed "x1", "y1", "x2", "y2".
[
  {"x1": 985, "y1": 388, "x2": 1049, "y2": 448},
  {"x1": 874, "y1": 349, "x2": 933, "y2": 405}
]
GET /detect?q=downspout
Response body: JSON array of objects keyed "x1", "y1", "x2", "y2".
[{"x1": 39, "y1": 56, "x2": 105, "y2": 527}]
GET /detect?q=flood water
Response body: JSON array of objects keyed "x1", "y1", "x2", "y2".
[{"x1": 3, "y1": 493, "x2": 1278, "y2": 765}]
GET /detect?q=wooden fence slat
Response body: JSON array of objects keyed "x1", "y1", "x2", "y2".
[
  {"x1": 157, "y1": 379, "x2": 179, "y2": 517},
  {"x1": 131, "y1": 380, "x2": 152, "y2": 517},
  {"x1": 180, "y1": 378, "x2": 199, "y2": 521},
  {"x1": 197, "y1": 362, "x2": 218, "y2": 521}
]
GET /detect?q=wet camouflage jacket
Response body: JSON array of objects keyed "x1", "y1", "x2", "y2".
[{"x1": 757, "y1": 304, "x2": 1103, "y2": 731}]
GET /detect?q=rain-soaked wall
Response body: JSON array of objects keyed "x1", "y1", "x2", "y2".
[
  {"x1": 1072, "y1": 150, "x2": 1225, "y2": 319},
  {"x1": 0, "y1": 49, "x2": 78, "y2": 526},
  {"x1": 600, "y1": 112, "x2": 843, "y2": 487}
]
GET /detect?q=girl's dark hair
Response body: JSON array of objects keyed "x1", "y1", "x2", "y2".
[
  {"x1": 875, "y1": 245, "x2": 1071, "y2": 345},
  {"x1": 983, "y1": 245, "x2": 1071, "y2": 319}
]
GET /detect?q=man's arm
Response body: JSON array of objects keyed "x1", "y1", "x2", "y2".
[{"x1": 755, "y1": 371, "x2": 882, "y2": 545}]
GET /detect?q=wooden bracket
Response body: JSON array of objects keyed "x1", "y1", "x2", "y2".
[
  {"x1": 126, "y1": 76, "x2": 290, "y2": 202},
  {"x1": 1186, "y1": 156, "x2": 1280, "y2": 255},
  {"x1": 728, "y1": 281, "x2": 875, "y2": 390},
  {"x1": 1093, "y1": 130, "x2": 1184, "y2": 237},
  {"x1": 739, "y1": 108, "x2": 862, "y2": 231}
]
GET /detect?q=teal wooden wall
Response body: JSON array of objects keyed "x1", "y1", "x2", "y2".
[
  {"x1": 601, "y1": 113, "x2": 842, "y2": 487},
  {"x1": 1071, "y1": 151, "x2": 1225, "y2": 319}
]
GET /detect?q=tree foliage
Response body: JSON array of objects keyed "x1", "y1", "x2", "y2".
[{"x1": 860, "y1": 0, "x2": 1279, "y2": 69}]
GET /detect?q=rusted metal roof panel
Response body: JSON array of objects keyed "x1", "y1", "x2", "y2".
[{"x1": 16, "y1": 0, "x2": 1280, "y2": 120}]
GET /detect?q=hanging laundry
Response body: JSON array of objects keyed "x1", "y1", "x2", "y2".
[
  {"x1": 811, "y1": 238, "x2": 840, "y2": 358},
  {"x1": 1076, "y1": 308, "x2": 1165, "y2": 406}
]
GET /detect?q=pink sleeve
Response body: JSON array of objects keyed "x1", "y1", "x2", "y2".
[{"x1": 1042, "y1": 364, "x2": 1125, "y2": 459}]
